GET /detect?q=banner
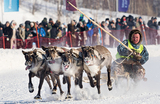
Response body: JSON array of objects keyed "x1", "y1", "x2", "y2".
[
  {"x1": 4, "y1": 0, "x2": 19, "y2": 12},
  {"x1": 66, "y1": 0, "x2": 77, "y2": 11},
  {"x1": 118, "y1": 0, "x2": 130, "y2": 12}
]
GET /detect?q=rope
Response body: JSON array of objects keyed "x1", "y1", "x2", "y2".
[{"x1": 112, "y1": 52, "x2": 133, "y2": 65}]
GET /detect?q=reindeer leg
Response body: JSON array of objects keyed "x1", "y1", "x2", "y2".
[
  {"x1": 44, "y1": 75, "x2": 52, "y2": 90},
  {"x1": 49, "y1": 73, "x2": 57, "y2": 94},
  {"x1": 75, "y1": 78, "x2": 79, "y2": 85},
  {"x1": 34, "y1": 72, "x2": 45, "y2": 99},
  {"x1": 95, "y1": 71, "x2": 101, "y2": 94},
  {"x1": 78, "y1": 70, "x2": 83, "y2": 89},
  {"x1": 125, "y1": 72, "x2": 130, "y2": 91},
  {"x1": 83, "y1": 64, "x2": 94, "y2": 87},
  {"x1": 54, "y1": 74, "x2": 64, "y2": 95},
  {"x1": 107, "y1": 65, "x2": 112, "y2": 91},
  {"x1": 87, "y1": 73, "x2": 95, "y2": 87},
  {"x1": 65, "y1": 76, "x2": 72, "y2": 99},
  {"x1": 28, "y1": 71, "x2": 35, "y2": 93},
  {"x1": 63, "y1": 76, "x2": 67, "y2": 84},
  {"x1": 114, "y1": 71, "x2": 118, "y2": 88}
]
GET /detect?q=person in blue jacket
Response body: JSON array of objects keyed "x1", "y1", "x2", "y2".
[
  {"x1": 86, "y1": 17, "x2": 93, "y2": 29},
  {"x1": 86, "y1": 17, "x2": 94, "y2": 45},
  {"x1": 112, "y1": 29, "x2": 149, "y2": 82},
  {"x1": 116, "y1": 29, "x2": 149, "y2": 65},
  {"x1": 37, "y1": 23, "x2": 46, "y2": 37}
]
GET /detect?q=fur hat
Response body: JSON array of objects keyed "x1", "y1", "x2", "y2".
[
  {"x1": 105, "y1": 18, "x2": 109, "y2": 21},
  {"x1": 49, "y1": 18, "x2": 53, "y2": 21},
  {"x1": 129, "y1": 29, "x2": 143, "y2": 45},
  {"x1": 30, "y1": 22, "x2": 34, "y2": 26},
  {"x1": 105, "y1": 21, "x2": 109, "y2": 24},
  {"x1": 111, "y1": 18, "x2": 115, "y2": 21},
  {"x1": 26, "y1": 24, "x2": 30, "y2": 29}
]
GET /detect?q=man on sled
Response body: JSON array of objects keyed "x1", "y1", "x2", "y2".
[{"x1": 111, "y1": 29, "x2": 149, "y2": 86}]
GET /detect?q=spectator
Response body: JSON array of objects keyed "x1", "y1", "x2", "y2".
[
  {"x1": 92, "y1": 21, "x2": 99, "y2": 46},
  {"x1": 50, "y1": 20, "x2": 61, "y2": 39},
  {"x1": 127, "y1": 15, "x2": 135, "y2": 30},
  {"x1": 0, "y1": 21, "x2": 4, "y2": 37},
  {"x1": 30, "y1": 22, "x2": 36, "y2": 37},
  {"x1": 109, "y1": 18, "x2": 116, "y2": 47},
  {"x1": 55, "y1": 27, "x2": 62, "y2": 39},
  {"x1": 37, "y1": 23, "x2": 46, "y2": 37},
  {"x1": 82, "y1": 21, "x2": 88, "y2": 45},
  {"x1": 3, "y1": 21, "x2": 13, "y2": 48},
  {"x1": 87, "y1": 17, "x2": 94, "y2": 30},
  {"x1": 10, "y1": 20, "x2": 17, "y2": 49},
  {"x1": 115, "y1": 18, "x2": 121, "y2": 47},
  {"x1": 138, "y1": 17, "x2": 148, "y2": 45},
  {"x1": 157, "y1": 21, "x2": 160, "y2": 44},
  {"x1": 135, "y1": 17, "x2": 141, "y2": 31},
  {"x1": 25, "y1": 24, "x2": 32, "y2": 39},
  {"x1": 75, "y1": 18, "x2": 86, "y2": 46},
  {"x1": 16, "y1": 24, "x2": 25, "y2": 48},
  {"x1": 86, "y1": 18, "x2": 94, "y2": 45},
  {"x1": 41, "y1": 17, "x2": 52, "y2": 38},
  {"x1": 153, "y1": 17, "x2": 158, "y2": 30},
  {"x1": 120, "y1": 15, "x2": 128, "y2": 41},
  {"x1": 49, "y1": 18, "x2": 55, "y2": 38},
  {"x1": 105, "y1": 18, "x2": 110, "y2": 24},
  {"x1": 79, "y1": 14, "x2": 84, "y2": 22},
  {"x1": 67, "y1": 20, "x2": 77, "y2": 47},
  {"x1": 147, "y1": 17, "x2": 157, "y2": 44},
  {"x1": 46, "y1": 18, "x2": 53, "y2": 38},
  {"x1": 61, "y1": 23, "x2": 67, "y2": 37},
  {"x1": 147, "y1": 17, "x2": 158, "y2": 29},
  {"x1": 17, "y1": 24, "x2": 25, "y2": 41},
  {"x1": 102, "y1": 21, "x2": 110, "y2": 47}
]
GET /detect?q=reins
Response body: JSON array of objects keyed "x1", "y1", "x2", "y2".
[{"x1": 112, "y1": 52, "x2": 133, "y2": 65}]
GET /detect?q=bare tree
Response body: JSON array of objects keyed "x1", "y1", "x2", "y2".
[
  {"x1": 45, "y1": 0, "x2": 48, "y2": 15},
  {"x1": 57, "y1": 0, "x2": 62, "y2": 21},
  {"x1": 32, "y1": 0, "x2": 36, "y2": 15}
]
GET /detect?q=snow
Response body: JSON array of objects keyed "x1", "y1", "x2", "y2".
[
  {"x1": 0, "y1": 45, "x2": 160, "y2": 104},
  {"x1": 0, "y1": 1, "x2": 160, "y2": 103}
]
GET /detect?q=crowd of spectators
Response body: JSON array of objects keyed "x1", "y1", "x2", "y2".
[{"x1": 0, "y1": 14, "x2": 160, "y2": 49}]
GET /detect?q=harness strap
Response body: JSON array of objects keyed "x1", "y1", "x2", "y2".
[{"x1": 40, "y1": 59, "x2": 45, "y2": 67}]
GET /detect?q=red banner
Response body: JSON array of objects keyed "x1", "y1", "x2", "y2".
[{"x1": 66, "y1": 0, "x2": 77, "y2": 11}]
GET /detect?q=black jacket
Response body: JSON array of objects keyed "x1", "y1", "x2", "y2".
[{"x1": 3, "y1": 26, "x2": 13, "y2": 39}]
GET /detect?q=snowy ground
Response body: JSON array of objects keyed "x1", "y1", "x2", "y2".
[{"x1": 0, "y1": 45, "x2": 160, "y2": 104}]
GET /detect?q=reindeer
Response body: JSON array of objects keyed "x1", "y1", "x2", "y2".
[
  {"x1": 111, "y1": 58, "x2": 147, "y2": 89},
  {"x1": 22, "y1": 49, "x2": 57, "y2": 99},
  {"x1": 41, "y1": 46, "x2": 69, "y2": 96},
  {"x1": 81, "y1": 45, "x2": 112, "y2": 94},
  {"x1": 57, "y1": 48, "x2": 84, "y2": 99}
]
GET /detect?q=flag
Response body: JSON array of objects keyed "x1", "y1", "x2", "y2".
[
  {"x1": 4, "y1": 0, "x2": 19, "y2": 12},
  {"x1": 118, "y1": 0, "x2": 130, "y2": 12},
  {"x1": 66, "y1": 0, "x2": 77, "y2": 11}
]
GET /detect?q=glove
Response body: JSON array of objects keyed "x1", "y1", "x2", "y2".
[{"x1": 131, "y1": 49, "x2": 142, "y2": 61}]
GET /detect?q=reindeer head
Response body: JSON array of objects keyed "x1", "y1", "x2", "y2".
[
  {"x1": 42, "y1": 46, "x2": 59, "y2": 64},
  {"x1": 58, "y1": 49, "x2": 77, "y2": 71},
  {"x1": 81, "y1": 46, "x2": 96, "y2": 65},
  {"x1": 22, "y1": 49, "x2": 37, "y2": 70}
]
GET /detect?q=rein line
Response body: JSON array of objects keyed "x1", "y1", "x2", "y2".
[{"x1": 112, "y1": 52, "x2": 133, "y2": 65}]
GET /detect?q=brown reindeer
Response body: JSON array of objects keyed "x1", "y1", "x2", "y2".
[
  {"x1": 41, "y1": 46, "x2": 69, "y2": 97},
  {"x1": 81, "y1": 45, "x2": 112, "y2": 94},
  {"x1": 111, "y1": 58, "x2": 147, "y2": 89},
  {"x1": 22, "y1": 49, "x2": 57, "y2": 99},
  {"x1": 58, "y1": 49, "x2": 84, "y2": 99}
]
